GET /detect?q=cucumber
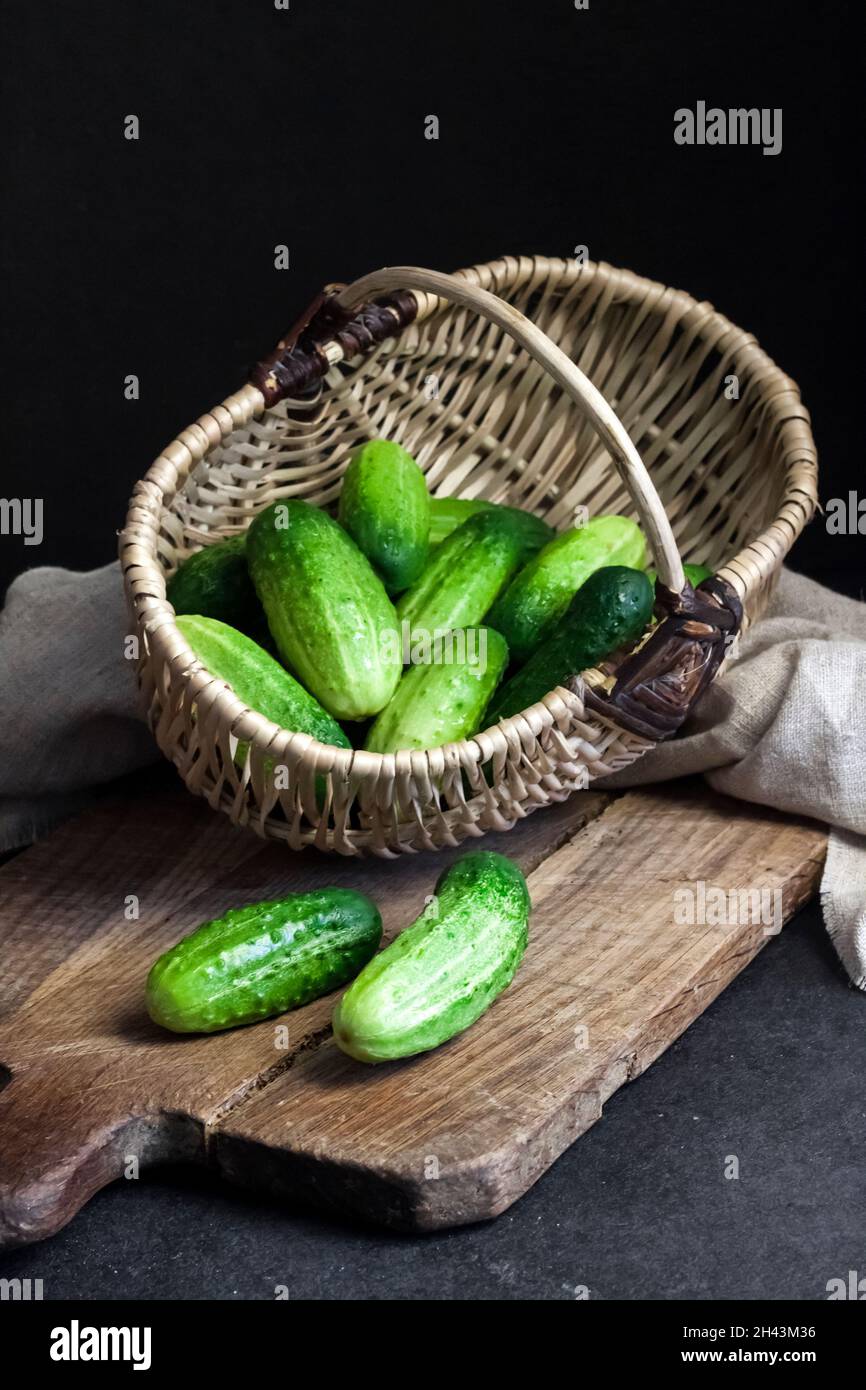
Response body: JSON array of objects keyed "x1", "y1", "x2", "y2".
[
  {"x1": 247, "y1": 499, "x2": 401, "y2": 721},
  {"x1": 175, "y1": 615, "x2": 350, "y2": 752},
  {"x1": 646, "y1": 562, "x2": 713, "y2": 589},
  {"x1": 167, "y1": 535, "x2": 268, "y2": 641},
  {"x1": 396, "y1": 509, "x2": 529, "y2": 640},
  {"x1": 338, "y1": 440, "x2": 430, "y2": 594},
  {"x1": 483, "y1": 565, "x2": 654, "y2": 726},
  {"x1": 487, "y1": 514, "x2": 647, "y2": 663},
  {"x1": 332, "y1": 851, "x2": 530, "y2": 1063},
  {"x1": 365, "y1": 627, "x2": 508, "y2": 753},
  {"x1": 429, "y1": 496, "x2": 553, "y2": 555},
  {"x1": 146, "y1": 888, "x2": 382, "y2": 1033},
  {"x1": 428, "y1": 496, "x2": 491, "y2": 544}
]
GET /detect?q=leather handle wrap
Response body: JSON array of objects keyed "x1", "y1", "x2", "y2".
[
  {"x1": 251, "y1": 288, "x2": 418, "y2": 406},
  {"x1": 580, "y1": 576, "x2": 743, "y2": 741}
]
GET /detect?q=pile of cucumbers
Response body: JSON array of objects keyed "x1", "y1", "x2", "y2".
[
  {"x1": 167, "y1": 436, "x2": 712, "y2": 756},
  {"x1": 151, "y1": 441, "x2": 714, "y2": 1063}
]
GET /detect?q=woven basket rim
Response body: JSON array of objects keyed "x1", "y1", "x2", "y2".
[
  {"x1": 120, "y1": 255, "x2": 818, "y2": 778},
  {"x1": 145, "y1": 616, "x2": 608, "y2": 782}
]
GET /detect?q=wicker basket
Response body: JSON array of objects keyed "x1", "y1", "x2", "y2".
[{"x1": 120, "y1": 257, "x2": 818, "y2": 856}]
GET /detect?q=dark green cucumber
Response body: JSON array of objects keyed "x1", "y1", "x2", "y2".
[
  {"x1": 484, "y1": 565, "x2": 654, "y2": 726},
  {"x1": 646, "y1": 562, "x2": 713, "y2": 589},
  {"x1": 175, "y1": 615, "x2": 349, "y2": 752},
  {"x1": 246, "y1": 500, "x2": 401, "y2": 720},
  {"x1": 337, "y1": 440, "x2": 430, "y2": 593},
  {"x1": 365, "y1": 627, "x2": 508, "y2": 753},
  {"x1": 167, "y1": 535, "x2": 268, "y2": 641},
  {"x1": 332, "y1": 852, "x2": 530, "y2": 1063},
  {"x1": 487, "y1": 514, "x2": 646, "y2": 663},
  {"x1": 429, "y1": 496, "x2": 553, "y2": 555},
  {"x1": 396, "y1": 509, "x2": 529, "y2": 639},
  {"x1": 146, "y1": 888, "x2": 382, "y2": 1033}
]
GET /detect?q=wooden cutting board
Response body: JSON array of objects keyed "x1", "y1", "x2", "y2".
[{"x1": 0, "y1": 776, "x2": 827, "y2": 1245}]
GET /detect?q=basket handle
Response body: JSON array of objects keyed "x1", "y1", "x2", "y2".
[
  {"x1": 250, "y1": 263, "x2": 743, "y2": 739},
  {"x1": 335, "y1": 265, "x2": 686, "y2": 593}
]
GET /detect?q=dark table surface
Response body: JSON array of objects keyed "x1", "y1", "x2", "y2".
[{"x1": 2, "y1": 894, "x2": 863, "y2": 1301}]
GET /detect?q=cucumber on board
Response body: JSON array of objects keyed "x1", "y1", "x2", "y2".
[
  {"x1": 246, "y1": 499, "x2": 402, "y2": 721},
  {"x1": 365, "y1": 627, "x2": 509, "y2": 753},
  {"x1": 396, "y1": 509, "x2": 529, "y2": 640},
  {"x1": 146, "y1": 888, "x2": 382, "y2": 1033},
  {"x1": 487, "y1": 514, "x2": 647, "y2": 663},
  {"x1": 483, "y1": 565, "x2": 654, "y2": 727},
  {"x1": 175, "y1": 614, "x2": 350, "y2": 753},
  {"x1": 429, "y1": 496, "x2": 553, "y2": 555},
  {"x1": 167, "y1": 535, "x2": 268, "y2": 641},
  {"x1": 338, "y1": 440, "x2": 430, "y2": 594},
  {"x1": 332, "y1": 851, "x2": 530, "y2": 1063}
]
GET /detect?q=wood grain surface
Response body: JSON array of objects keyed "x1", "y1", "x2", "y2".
[{"x1": 0, "y1": 779, "x2": 827, "y2": 1243}]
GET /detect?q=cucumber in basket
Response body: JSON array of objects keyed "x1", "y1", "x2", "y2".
[
  {"x1": 646, "y1": 561, "x2": 713, "y2": 589},
  {"x1": 168, "y1": 534, "x2": 268, "y2": 641},
  {"x1": 247, "y1": 499, "x2": 402, "y2": 721},
  {"x1": 175, "y1": 615, "x2": 350, "y2": 753},
  {"x1": 365, "y1": 627, "x2": 509, "y2": 753},
  {"x1": 147, "y1": 888, "x2": 382, "y2": 1033},
  {"x1": 487, "y1": 514, "x2": 647, "y2": 663},
  {"x1": 338, "y1": 440, "x2": 430, "y2": 594},
  {"x1": 396, "y1": 508, "x2": 530, "y2": 639},
  {"x1": 332, "y1": 852, "x2": 530, "y2": 1063},
  {"x1": 483, "y1": 565, "x2": 654, "y2": 727},
  {"x1": 429, "y1": 496, "x2": 553, "y2": 554}
]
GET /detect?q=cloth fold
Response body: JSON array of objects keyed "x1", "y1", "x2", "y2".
[
  {"x1": 0, "y1": 563, "x2": 156, "y2": 850},
  {"x1": 1, "y1": 562, "x2": 864, "y2": 988}
]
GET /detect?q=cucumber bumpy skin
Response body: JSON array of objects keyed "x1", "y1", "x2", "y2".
[
  {"x1": 364, "y1": 627, "x2": 509, "y2": 753},
  {"x1": 247, "y1": 499, "x2": 402, "y2": 721},
  {"x1": 484, "y1": 565, "x2": 654, "y2": 727},
  {"x1": 167, "y1": 534, "x2": 269, "y2": 642},
  {"x1": 338, "y1": 439, "x2": 431, "y2": 594},
  {"x1": 175, "y1": 614, "x2": 350, "y2": 752},
  {"x1": 428, "y1": 496, "x2": 553, "y2": 555},
  {"x1": 147, "y1": 888, "x2": 382, "y2": 1033},
  {"x1": 396, "y1": 509, "x2": 530, "y2": 639},
  {"x1": 332, "y1": 851, "x2": 530, "y2": 1063},
  {"x1": 487, "y1": 514, "x2": 647, "y2": 663}
]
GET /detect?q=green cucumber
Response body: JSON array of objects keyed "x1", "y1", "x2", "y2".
[
  {"x1": 429, "y1": 496, "x2": 553, "y2": 555},
  {"x1": 175, "y1": 615, "x2": 349, "y2": 754},
  {"x1": 484, "y1": 565, "x2": 653, "y2": 726},
  {"x1": 396, "y1": 509, "x2": 529, "y2": 640},
  {"x1": 147, "y1": 888, "x2": 382, "y2": 1033},
  {"x1": 167, "y1": 535, "x2": 268, "y2": 641},
  {"x1": 428, "y1": 496, "x2": 491, "y2": 544},
  {"x1": 247, "y1": 500, "x2": 401, "y2": 721},
  {"x1": 332, "y1": 851, "x2": 530, "y2": 1063},
  {"x1": 646, "y1": 562, "x2": 713, "y2": 589},
  {"x1": 487, "y1": 514, "x2": 647, "y2": 663},
  {"x1": 338, "y1": 440, "x2": 430, "y2": 593},
  {"x1": 365, "y1": 627, "x2": 508, "y2": 753}
]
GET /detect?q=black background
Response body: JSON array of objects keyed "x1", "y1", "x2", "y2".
[
  {"x1": 1, "y1": 0, "x2": 863, "y2": 1302},
  {"x1": 1, "y1": 0, "x2": 862, "y2": 597}
]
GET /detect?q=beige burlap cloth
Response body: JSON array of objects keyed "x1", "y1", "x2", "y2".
[{"x1": 1, "y1": 563, "x2": 863, "y2": 987}]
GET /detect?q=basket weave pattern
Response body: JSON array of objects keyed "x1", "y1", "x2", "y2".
[{"x1": 120, "y1": 257, "x2": 817, "y2": 855}]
